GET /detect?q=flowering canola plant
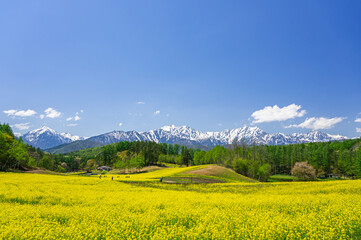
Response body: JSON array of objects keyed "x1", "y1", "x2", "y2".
[
  {"x1": 1, "y1": 171, "x2": 361, "y2": 239},
  {"x1": 105, "y1": 165, "x2": 205, "y2": 181}
]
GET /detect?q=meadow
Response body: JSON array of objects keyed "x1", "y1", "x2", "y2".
[{"x1": 1, "y1": 167, "x2": 361, "y2": 239}]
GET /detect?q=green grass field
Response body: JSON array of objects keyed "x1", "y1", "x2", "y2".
[
  {"x1": 1, "y1": 165, "x2": 361, "y2": 239},
  {"x1": 268, "y1": 174, "x2": 298, "y2": 182}
]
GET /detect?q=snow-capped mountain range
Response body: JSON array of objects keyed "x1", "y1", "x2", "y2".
[
  {"x1": 22, "y1": 126, "x2": 88, "y2": 150},
  {"x1": 21, "y1": 125, "x2": 348, "y2": 150}
]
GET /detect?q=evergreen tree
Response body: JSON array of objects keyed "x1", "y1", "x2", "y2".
[{"x1": 182, "y1": 148, "x2": 192, "y2": 166}]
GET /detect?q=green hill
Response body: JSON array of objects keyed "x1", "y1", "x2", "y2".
[
  {"x1": 45, "y1": 140, "x2": 105, "y2": 154},
  {"x1": 162, "y1": 165, "x2": 257, "y2": 183}
]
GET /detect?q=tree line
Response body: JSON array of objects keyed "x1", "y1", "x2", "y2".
[
  {"x1": 56, "y1": 137, "x2": 361, "y2": 181},
  {"x1": 1, "y1": 122, "x2": 361, "y2": 181},
  {"x1": 62, "y1": 141, "x2": 195, "y2": 171}
]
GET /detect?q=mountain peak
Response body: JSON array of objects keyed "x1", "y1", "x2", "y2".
[
  {"x1": 22, "y1": 127, "x2": 86, "y2": 149},
  {"x1": 247, "y1": 126, "x2": 263, "y2": 132},
  {"x1": 160, "y1": 125, "x2": 192, "y2": 131},
  {"x1": 29, "y1": 126, "x2": 56, "y2": 135},
  {"x1": 160, "y1": 125, "x2": 177, "y2": 131}
]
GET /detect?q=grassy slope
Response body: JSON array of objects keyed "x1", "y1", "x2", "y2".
[
  {"x1": 166, "y1": 165, "x2": 257, "y2": 183},
  {"x1": 98, "y1": 164, "x2": 253, "y2": 183},
  {"x1": 113, "y1": 164, "x2": 257, "y2": 184}
]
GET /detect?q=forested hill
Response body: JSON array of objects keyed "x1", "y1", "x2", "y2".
[
  {"x1": 0, "y1": 123, "x2": 34, "y2": 171},
  {"x1": 45, "y1": 140, "x2": 105, "y2": 154}
]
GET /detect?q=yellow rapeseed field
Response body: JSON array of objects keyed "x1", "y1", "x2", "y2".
[
  {"x1": 1, "y1": 171, "x2": 361, "y2": 239},
  {"x1": 104, "y1": 165, "x2": 205, "y2": 181}
]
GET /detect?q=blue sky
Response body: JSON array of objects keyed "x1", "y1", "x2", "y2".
[{"x1": 1, "y1": 0, "x2": 361, "y2": 138}]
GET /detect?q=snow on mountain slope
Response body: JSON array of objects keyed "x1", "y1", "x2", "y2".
[
  {"x1": 22, "y1": 126, "x2": 87, "y2": 149},
  {"x1": 86, "y1": 125, "x2": 348, "y2": 147},
  {"x1": 22, "y1": 125, "x2": 348, "y2": 150}
]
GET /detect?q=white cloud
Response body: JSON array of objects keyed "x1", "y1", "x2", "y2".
[
  {"x1": 80, "y1": 110, "x2": 84, "y2": 113},
  {"x1": 286, "y1": 117, "x2": 345, "y2": 130},
  {"x1": 67, "y1": 123, "x2": 78, "y2": 127},
  {"x1": 154, "y1": 110, "x2": 160, "y2": 115},
  {"x1": 11, "y1": 123, "x2": 30, "y2": 130},
  {"x1": 251, "y1": 104, "x2": 306, "y2": 124},
  {"x1": 39, "y1": 114, "x2": 45, "y2": 119},
  {"x1": 4, "y1": 109, "x2": 37, "y2": 117},
  {"x1": 3, "y1": 110, "x2": 16, "y2": 116},
  {"x1": 357, "y1": 128, "x2": 361, "y2": 133},
  {"x1": 67, "y1": 111, "x2": 82, "y2": 122},
  {"x1": 119, "y1": 122, "x2": 123, "y2": 127},
  {"x1": 355, "y1": 118, "x2": 361, "y2": 123},
  {"x1": 136, "y1": 101, "x2": 145, "y2": 105},
  {"x1": 44, "y1": 108, "x2": 61, "y2": 118}
]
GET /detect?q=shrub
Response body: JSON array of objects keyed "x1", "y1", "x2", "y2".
[
  {"x1": 232, "y1": 158, "x2": 248, "y2": 176},
  {"x1": 258, "y1": 164, "x2": 272, "y2": 182},
  {"x1": 291, "y1": 161, "x2": 317, "y2": 181},
  {"x1": 56, "y1": 165, "x2": 66, "y2": 173}
]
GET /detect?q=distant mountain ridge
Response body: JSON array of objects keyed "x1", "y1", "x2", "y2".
[
  {"x1": 87, "y1": 125, "x2": 347, "y2": 147},
  {"x1": 22, "y1": 125, "x2": 348, "y2": 151}
]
